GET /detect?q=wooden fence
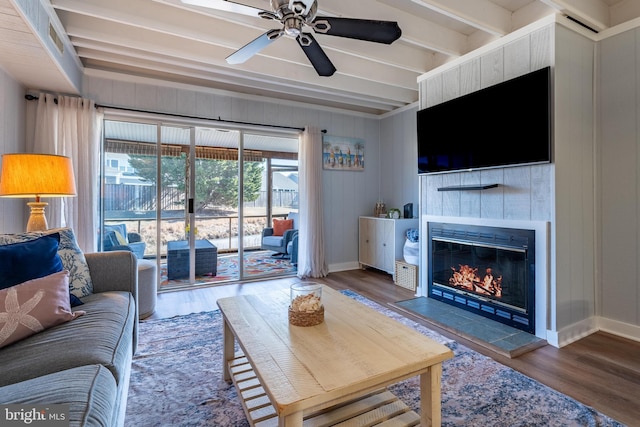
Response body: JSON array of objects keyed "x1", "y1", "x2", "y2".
[{"x1": 103, "y1": 184, "x2": 297, "y2": 212}]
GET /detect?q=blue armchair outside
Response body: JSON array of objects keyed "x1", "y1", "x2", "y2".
[
  {"x1": 103, "y1": 224, "x2": 146, "y2": 259},
  {"x1": 261, "y1": 212, "x2": 298, "y2": 258}
]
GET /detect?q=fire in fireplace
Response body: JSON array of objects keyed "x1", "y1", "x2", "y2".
[
  {"x1": 428, "y1": 222, "x2": 535, "y2": 333},
  {"x1": 449, "y1": 264, "x2": 502, "y2": 297}
]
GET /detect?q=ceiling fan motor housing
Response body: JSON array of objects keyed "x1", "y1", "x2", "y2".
[{"x1": 269, "y1": 0, "x2": 316, "y2": 20}]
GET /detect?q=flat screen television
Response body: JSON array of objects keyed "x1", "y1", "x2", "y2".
[{"x1": 417, "y1": 66, "x2": 551, "y2": 174}]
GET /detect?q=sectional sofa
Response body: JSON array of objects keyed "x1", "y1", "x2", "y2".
[{"x1": 0, "y1": 229, "x2": 137, "y2": 427}]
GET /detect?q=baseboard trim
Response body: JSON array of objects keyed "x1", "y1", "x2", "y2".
[
  {"x1": 598, "y1": 317, "x2": 640, "y2": 343},
  {"x1": 546, "y1": 317, "x2": 599, "y2": 347},
  {"x1": 547, "y1": 316, "x2": 640, "y2": 347},
  {"x1": 328, "y1": 262, "x2": 360, "y2": 273}
]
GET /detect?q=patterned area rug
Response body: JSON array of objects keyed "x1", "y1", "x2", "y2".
[
  {"x1": 126, "y1": 290, "x2": 625, "y2": 427},
  {"x1": 159, "y1": 251, "x2": 297, "y2": 288}
]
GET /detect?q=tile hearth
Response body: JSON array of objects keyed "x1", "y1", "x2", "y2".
[{"x1": 392, "y1": 297, "x2": 546, "y2": 358}]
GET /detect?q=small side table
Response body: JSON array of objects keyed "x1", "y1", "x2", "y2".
[
  {"x1": 137, "y1": 259, "x2": 157, "y2": 319},
  {"x1": 167, "y1": 240, "x2": 217, "y2": 280}
]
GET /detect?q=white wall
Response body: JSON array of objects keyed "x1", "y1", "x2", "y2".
[
  {"x1": 82, "y1": 74, "x2": 381, "y2": 271},
  {"x1": 599, "y1": 27, "x2": 640, "y2": 337},
  {"x1": 0, "y1": 67, "x2": 26, "y2": 233},
  {"x1": 416, "y1": 19, "x2": 599, "y2": 346}
]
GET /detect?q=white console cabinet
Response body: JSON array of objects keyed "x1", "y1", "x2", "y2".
[{"x1": 358, "y1": 216, "x2": 418, "y2": 276}]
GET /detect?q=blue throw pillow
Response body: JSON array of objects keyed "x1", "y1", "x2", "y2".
[
  {"x1": 0, "y1": 233, "x2": 64, "y2": 290},
  {"x1": 69, "y1": 293, "x2": 84, "y2": 307}
]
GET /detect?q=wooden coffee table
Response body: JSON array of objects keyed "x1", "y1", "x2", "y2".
[{"x1": 217, "y1": 286, "x2": 453, "y2": 427}]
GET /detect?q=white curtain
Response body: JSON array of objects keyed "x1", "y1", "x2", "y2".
[
  {"x1": 27, "y1": 93, "x2": 102, "y2": 252},
  {"x1": 297, "y1": 126, "x2": 328, "y2": 278}
]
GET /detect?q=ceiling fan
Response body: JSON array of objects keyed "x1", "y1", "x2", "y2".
[{"x1": 180, "y1": 0, "x2": 402, "y2": 76}]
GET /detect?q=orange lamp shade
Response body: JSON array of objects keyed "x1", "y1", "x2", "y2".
[{"x1": 0, "y1": 153, "x2": 77, "y2": 198}]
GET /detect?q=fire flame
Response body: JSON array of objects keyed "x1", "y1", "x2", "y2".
[{"x1": 449, "y1": 265, "x2": 502, "y2": 297}]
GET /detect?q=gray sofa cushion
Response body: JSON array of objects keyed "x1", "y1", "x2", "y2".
[
  {"x1": 0, "y1": 364, "x2": 117, "y2": 427},
  {"x1": 0, "y1": 291, "x2": 135, "y2": 388}
]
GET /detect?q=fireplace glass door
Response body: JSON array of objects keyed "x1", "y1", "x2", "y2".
[
  {"x1": 428, "y1": 223, "x2": 536, "y2": 333},
  {"x1": 432, "y1": 239, "x2": 528, "y2": 313}
]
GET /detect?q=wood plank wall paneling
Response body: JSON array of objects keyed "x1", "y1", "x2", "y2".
[
  {"x1": 553, "y1": 25, "x2": 596, "y2": 331},
  {"x1": 0, "y1": 67, "x2": 26, "y2": 233},
  {"x1": 599, "y1": 28, "x2": 640, "y2": 326},
  {"x1": 531, "y1": 164, "x2": 552, "y2": 221},
  {"x1": 418, "y1": 30, "x2": 554, "y2": 217},
  {"x1": 379, "y1": 106, "x2": 419, "y2": 218},
  {"x1": 460, "y1": 171, "x2": 481, "y2": 217},
  {"x1": 417, "y1": 22, "x2": 603, "y2": 339},
  {"x1": 83, "y1": 75, "x2": 383, "y2": 270},
  {"x1": 460, "y1": 58, "x2": 481, "y2": 97},
  {"x1": 480, "y1": 48, "x2": 504, "y2": 88},
  {"x1": 504, "y1": 36, "x2": 531, "y2": 80}
]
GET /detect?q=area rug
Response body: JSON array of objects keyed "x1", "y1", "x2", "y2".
[
  {"x1": 159, "y1": 251, "x2": 297, "y2": 288},
  {"x1": 125, "y1": 290, "x2": 625, "y2": 427}
]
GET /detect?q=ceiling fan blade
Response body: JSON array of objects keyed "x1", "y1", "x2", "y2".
[
  {"x1": 180, "y1": 0, "x2": 265, "y2": 18},
  {"x1": 311, "y1": 17, "x2": 402, "y2": 44},
  {"x1": 226, "y1": 29, "x2": 283, "y2": 64},
  {"x1": 296, "y1": 33, "x2": 336, "y2": 77}
]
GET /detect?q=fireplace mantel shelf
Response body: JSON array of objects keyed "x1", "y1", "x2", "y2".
[{"x1": 437, "y1": 184, "x2": 500, "y2": 192}]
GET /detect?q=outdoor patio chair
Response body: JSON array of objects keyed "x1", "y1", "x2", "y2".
[
  {"x1": 261, "y1": 212, "x2": 298, "y2": 257},
  {"x1": 102, "y1": 223, "x2": 146, "y2": 259}
]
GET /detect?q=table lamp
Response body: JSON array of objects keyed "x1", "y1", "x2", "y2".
[{"x1": 0, "y1": 153, "x2": 77, "y2": 231}]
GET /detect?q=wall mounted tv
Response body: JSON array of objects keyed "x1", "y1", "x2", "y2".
[{"x1": 417, "y1": 66, "x2": 551, "y2": 174}]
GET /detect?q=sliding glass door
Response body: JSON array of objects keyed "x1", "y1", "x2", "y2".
[
  {"x1": 101, "y1": 119, "x2": 299, "y2": 289},
  {"x1": 241, "y1": 133, "x2": 299, "y2": 279},
  {"x1": 101, "y1": 120, "x2": 158, "y2": 262}
]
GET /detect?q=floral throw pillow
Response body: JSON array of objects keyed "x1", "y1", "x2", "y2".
[
  {"x1": 0, "y1": 271, "x2": 85, "y2": 349},
  {"x1": 0, "y1": 228, "x2": 93, "y2": 298}
]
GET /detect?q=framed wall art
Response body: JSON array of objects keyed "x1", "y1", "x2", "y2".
[{"x1": 322, "y1": 135, "x2": 365, "y2": 171}]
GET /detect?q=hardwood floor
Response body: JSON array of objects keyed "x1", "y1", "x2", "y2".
[{"x1": 147, "y1": 269, "x2": 640, "y2": 426}]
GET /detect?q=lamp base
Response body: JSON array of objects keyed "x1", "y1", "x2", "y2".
[{"x1": 26, "y1": 201, "x2": 48, "y2": 232}]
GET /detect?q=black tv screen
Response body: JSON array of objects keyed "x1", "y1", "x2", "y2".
[{"x1": 417, "y1": 66, "x2": 551, "y2": 174}]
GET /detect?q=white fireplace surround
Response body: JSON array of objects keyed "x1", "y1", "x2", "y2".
[{"x1": 422, "y1": 216, "x2": 549, "y2": 341}]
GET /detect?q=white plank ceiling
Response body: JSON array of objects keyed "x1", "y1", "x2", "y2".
[{"x1": 1, "y1": 0, "x2": 639, "y2": 115}]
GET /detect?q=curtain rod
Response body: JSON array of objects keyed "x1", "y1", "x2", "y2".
[{"x1": 24, "y1": 94, "x2": 327, "y2": 133}]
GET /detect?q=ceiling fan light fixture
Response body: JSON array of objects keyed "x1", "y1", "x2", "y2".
[{"x1": 284, "y1": 17, "x2": 303, "y2": 37}]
